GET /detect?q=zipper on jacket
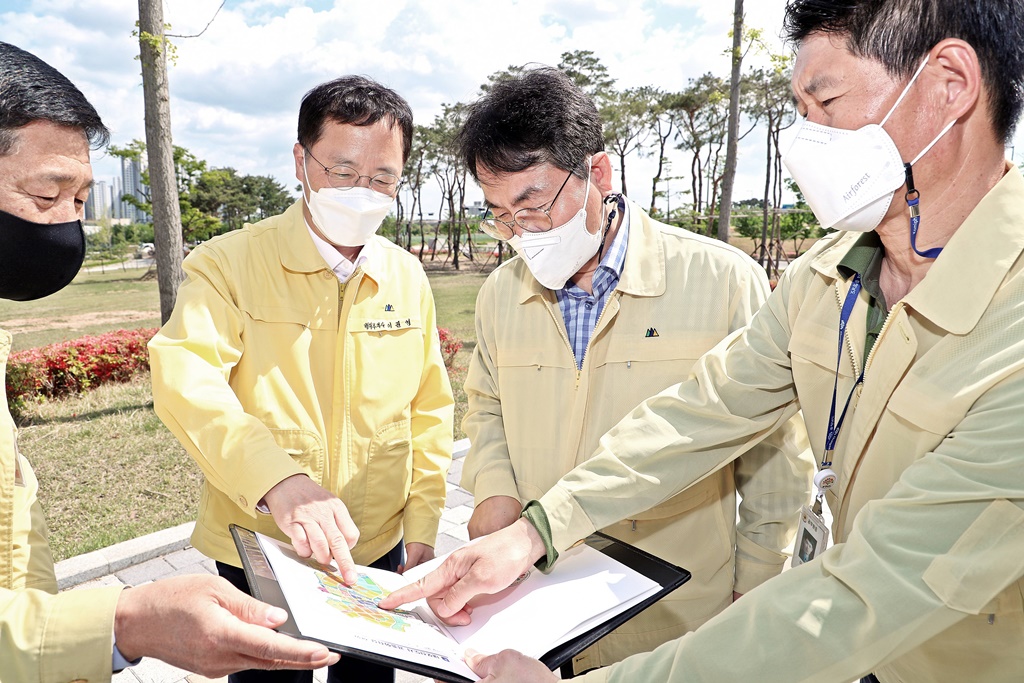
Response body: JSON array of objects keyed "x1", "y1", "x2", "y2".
[
  {"x1": 577, "y1": 291, "x2": 619, "y2": 381},
  {"x1": 545, "y1": 298, "x2": 583, "y2": 387},
  {"x1": 834, "y1": 281, "x2": 861, "y2": 377},
  {"x1": 863, "y1": 302, "x2": 902, "y2": 375}
]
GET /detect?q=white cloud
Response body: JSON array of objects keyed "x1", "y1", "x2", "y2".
[{"x1": 6, "y1": 0, "x2": 1020, "y2": 218}]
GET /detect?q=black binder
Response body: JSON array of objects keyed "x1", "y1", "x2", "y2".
[{"x1": 230, "y1": 524, "x2": 690, "y2": 683}]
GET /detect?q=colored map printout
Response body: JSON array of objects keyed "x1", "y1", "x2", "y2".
[{"x1": 312, "y1": 566, "x2": 420, "y2": 633}]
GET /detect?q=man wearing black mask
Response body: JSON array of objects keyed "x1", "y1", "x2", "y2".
[{"x1": 0, "y1": 41, "x2": 338, "y2": 682}]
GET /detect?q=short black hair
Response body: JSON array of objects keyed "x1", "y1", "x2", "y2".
[
  {"x1": 0, "y1": 41, "x2": 109, "y2": 156},
  {"x1": 783, "y1": 0, "x2": 1024, "y2": 143},
  {"x1": 297, "y1": 75, "x2": 414, "y2": 163},
  {"x1": 457, "y1": 67, "x2": 604, "y2": 182}
]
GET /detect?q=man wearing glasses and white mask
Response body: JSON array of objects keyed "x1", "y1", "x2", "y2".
[
  {"x1": 384, "y1": 1, "x2": 1024, "y2": 681},
  {"x1": 454, "y1": 67, "x2": 813, "y2": 676},
  {"x1": 150, "y1": 75, "x2": 454, "y2": 683}
]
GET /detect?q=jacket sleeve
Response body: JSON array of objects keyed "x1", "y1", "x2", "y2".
[
  {"x1": 459, "y1": 278, "x2": 521, "y2": 504},
  {"x1": 401, "y1": 272, "x2": 455, "y2": 548},
  {"x1": 586, "y1": 366, "x2": 1024, "y2": 683},
  {"x1": 1, "y1": 456, "x2": 123, "y2": 683},
  {"x1": 148, "y1": 247, "x2": 305, "y2": 517},
  {"x1": 726, "y1": 261, "x2": 815, "y2": 594},
  {"x1": 0, "y1": 585, "x2": 123, "y2": 683},
  {"x1": 537, "y1": 259, "x2": 804, "y2": 554}
]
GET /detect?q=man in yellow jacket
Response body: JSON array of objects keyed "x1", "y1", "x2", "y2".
[
  {"x1": 383, "y1": 2, "x2": 1024, "y2": 681},
  {"x1": 457, "y1": 68, "x2": 813, "y2": 675},
  {"x1": 149, "y1": 76, "x2": 454, "y2": 683},
  {"x1": 0, "y1": 41, "x2": 336, "y2": 683}
]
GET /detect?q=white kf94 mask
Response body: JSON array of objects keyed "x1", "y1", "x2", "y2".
[
  {"x1": 507, "y1": 166, "x2": 602, "y2": 290},
  {"x1": 783, "y1": 58, "x2": 956, "y2": 235},
  {"x1": 302, "y1": 156, "x2": 395, "y2": 247}
]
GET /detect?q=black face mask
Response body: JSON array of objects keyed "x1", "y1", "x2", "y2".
[{"x1": 0, "y1": 207, "x2": 86, "y2": 301}]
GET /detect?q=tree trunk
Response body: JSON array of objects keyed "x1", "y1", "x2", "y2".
[
  {"x1": 618, "y1": 152, "x2": 628, "y2": 196},
  {"x1": 716, "y1": 0, "x2": 744, "y2": 244},
  {"x1": 138, "y1": 0, "x2": 184, "y2": 325}
]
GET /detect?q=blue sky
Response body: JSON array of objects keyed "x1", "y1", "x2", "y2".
[{"x1": 4, "y1": 0, "x2": 1018, "y2": 216}]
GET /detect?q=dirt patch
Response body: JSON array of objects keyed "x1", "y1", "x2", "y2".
[{"x1": 3, "y1": 310, "x2": 159, "y2": 335}]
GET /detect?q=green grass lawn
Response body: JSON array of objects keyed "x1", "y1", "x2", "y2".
[{"x1": 6, "y1": 263, "x2": 488, "y2": 561}]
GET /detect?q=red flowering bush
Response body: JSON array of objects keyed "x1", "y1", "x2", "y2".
[
  {"x1": 5, "y1": 328, "x2": 157, "y2": 420},
  {"x1": 437, "y1": 327, "x2": 463, "y2": 369}
]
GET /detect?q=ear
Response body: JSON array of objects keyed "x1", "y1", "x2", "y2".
[
  {"x1": 590, "y1": 152, "x2": 615, "y2": 195},
  {"x1": 293, "y1": 142, "x2": 306, "y2": 184},
  {"x1": 928, "y1": 38, "x2": 981, "y2": 122}
]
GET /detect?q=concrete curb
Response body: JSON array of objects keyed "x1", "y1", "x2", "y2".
[
  {"x1": 55, "y1": 438, "x2": 473, "y2": 591},
  {"x1": 55, "y1": 522, "x2": 194, "y2": 590}
]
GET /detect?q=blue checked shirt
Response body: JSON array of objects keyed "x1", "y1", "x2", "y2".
[{"x1": 556, "y1": 197, "x2": 630, "y2": 370}]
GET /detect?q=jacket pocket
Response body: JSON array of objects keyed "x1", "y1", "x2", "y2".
[
  {"x1": 363, "y1": 419, "x2": 413, "y2": 529},
  {"x1": 267, "y1": 428, "x2": 324, "y2": 482}
]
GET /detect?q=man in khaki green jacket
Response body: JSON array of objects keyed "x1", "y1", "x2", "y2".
[
  {"x1": 0, "y1": 41, "x2": 335, "y2": 683},
  {"x1": 383, "y1": 2, "x2": 1024, "y2": 682},
  {"x1": 457, "y1": 68, "x2": 813, "y2": 674},
  {"x1": 150, "y1": 76, "x2": 453, "y2": 683}
]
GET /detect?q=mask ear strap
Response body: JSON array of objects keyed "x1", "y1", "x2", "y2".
[{"x1": 880, "y1": 58, "x2": 930, "y2": 127}]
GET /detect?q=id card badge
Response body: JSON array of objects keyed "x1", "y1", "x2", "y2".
[{"x1": 792, "y1": 504, "x2": 830, "y2": 567}]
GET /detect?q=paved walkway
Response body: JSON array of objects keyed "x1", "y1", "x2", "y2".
[{"x1": 57, "y1": 440, "x2": 475, "y2": 683}]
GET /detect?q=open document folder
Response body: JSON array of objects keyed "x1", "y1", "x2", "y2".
[{"x1": 230, "y1": 525, "x2": 690, "y2": 683}]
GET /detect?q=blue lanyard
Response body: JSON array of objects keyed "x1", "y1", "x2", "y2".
[
  {"x1": 822, "y1": 273, "x2": 866, "y2": 470},
  {"x1": 905, "y1": 163, "x2": 943, "y2": 259}
]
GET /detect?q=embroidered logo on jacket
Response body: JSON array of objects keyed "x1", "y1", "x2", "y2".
[
  {"x1": 645, "y1": 327, "x2": 660, "y2": 338},
  {"x1": 384, "y1": 304, "x2": 395, "y2": 312}
]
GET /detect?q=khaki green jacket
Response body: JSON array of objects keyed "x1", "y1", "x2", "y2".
[
  {"x1": 0, "y1": 329, "x2": 123, "y2": 683},
  {"x1": 463, "y1": 201, "x2": 813, "y2": 669},
  {"x1": 150, "y1": 202, "x2": 454, "y2": 567},
  {"x1": 541, "y1": 167, "x2": 1024, "y2": 683}
]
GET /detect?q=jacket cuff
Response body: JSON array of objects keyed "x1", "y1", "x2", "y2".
[
  {"x1": 238, "y1": 451, "x2": 307, "y2": 518},
  {"x1": 402, "y1": 506, "x2": 442, "y2": 548},
  {"x1": 43, "y1": 585, "x2": 124, "y2": 682},
  {"x1": 537, "y1": 484, "x2": 598, "y2": 555},
  {"x1": 733, "y1": 535, "x2": 788, "y2": 594},
  {"x1": 463, "y1": 460, "x2": 521, "y2": 503},
  {"x1": 521, "y1": 501, "x2": 558, "y2": 572}
]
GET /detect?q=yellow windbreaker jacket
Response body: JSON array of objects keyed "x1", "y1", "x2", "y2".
[
  {"x1": 542, "y1": 167, "x2": 1024, "y2": 683},
  {"x1": 462, "y1": 200, "x2": 813, "y2": 670},
  {"x1": 150, "y1": 202, "x2": 454, "y2": 567},
  {"x1": 0, "y1": 329, "x2": 123, "y2": 683}
]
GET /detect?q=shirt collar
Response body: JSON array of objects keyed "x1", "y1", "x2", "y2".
[
  {"x1": 836, "y1": 231, "x2": 887, "y2": 309},
  {"x1": 304, "y1": 217, "x2": 375, "y2": 284}
]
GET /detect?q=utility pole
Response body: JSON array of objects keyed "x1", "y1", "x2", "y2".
[
  {"x1": 138, "y1": 0, "x2": 184, "y2": 324},
  {"x1": 716, "y1": 0, "x2": 744, "y2": 244}
]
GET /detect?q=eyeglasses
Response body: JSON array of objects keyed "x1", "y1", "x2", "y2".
[
  {"x1": 479, "y1": 169, "x2": 575, "y2": 241},
  {"x1": 304, "y1": 147, "x2": 400, "y2": 196}
]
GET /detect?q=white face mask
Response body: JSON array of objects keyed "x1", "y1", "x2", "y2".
[
  {"x1": 302, "y1": 156, "x2": 394, "y2": 247},
  {"x1": 507, "y1": 167, "x2": 601, "y2": 290},
  {"x1": 783, "y1": 58, "x2": 956, "y2": 233}
]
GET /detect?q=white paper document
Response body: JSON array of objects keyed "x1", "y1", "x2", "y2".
[{"x1": 256, "y1": 533, "x2": 661, "y2": 681}]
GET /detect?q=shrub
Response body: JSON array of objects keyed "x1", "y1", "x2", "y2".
[
  {"x1": 5, "y1": 328, "x2": 157, "y2": 421},
  {"x1": 437, "y1": 327, "x2": 463, "y2": 369}
]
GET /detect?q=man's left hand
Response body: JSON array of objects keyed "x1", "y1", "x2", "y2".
[
  {"x1": 398, "y1": 542, "x2": 435, "y2": 574},
  {"x1": 465, "y1": 648, "x2": 559, "y2": 682}
]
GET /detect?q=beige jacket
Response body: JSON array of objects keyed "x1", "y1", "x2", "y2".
[
  {"x1": 539, "y1": 167, "x2": 1024, "y2": 683},
  {"x1": 0, "y1": 329, "x2": 123, "y2": 683},
  {"x1": 462, "y1": 201, "x2": 813, "y2": 670}
]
